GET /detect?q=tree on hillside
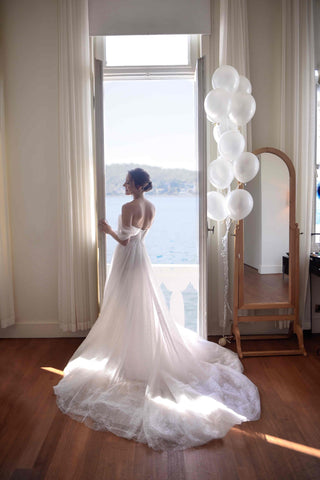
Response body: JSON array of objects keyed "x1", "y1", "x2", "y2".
[{"x1": 105, "y1": 164, "x2": 197, "y2": 195}]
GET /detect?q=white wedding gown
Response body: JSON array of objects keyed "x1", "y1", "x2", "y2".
[{"x1": 54, "y1": 216, "x2": 260, "y2": 451}]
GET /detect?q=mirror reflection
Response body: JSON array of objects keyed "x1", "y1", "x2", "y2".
[{"x1": 243, "y1": 152, "x2": 290, "y2": 305}]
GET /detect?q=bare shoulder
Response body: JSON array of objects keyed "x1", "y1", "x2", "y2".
[
  {"x1": 122, "y1": 201, "x2": 135, "y2": 212},
  {"x1": 121, "y1": 202, "x2": 135, "y2": 226},
  {"x1": 145, "y1": 198, "x2": 155, "y2": 213}
]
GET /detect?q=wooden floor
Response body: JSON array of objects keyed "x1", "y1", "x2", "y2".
[
  {"x1": 244, "y1": 264, "x2": 289, "y2": 304},
  {"x1": 0, "y1": 335, "x2": 320, "y2": 480}
]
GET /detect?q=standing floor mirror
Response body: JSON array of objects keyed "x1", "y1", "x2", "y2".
[{"x1": 232, "y1": 147, "x2": 306, "y2": 357}]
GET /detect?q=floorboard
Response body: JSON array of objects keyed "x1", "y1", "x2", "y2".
[
  {"x1": 243, "y1": 264, "x2": 289, "y2": 304},
  {"x1": 0, "y1": 336, "x2": 319, "y2": 480}
]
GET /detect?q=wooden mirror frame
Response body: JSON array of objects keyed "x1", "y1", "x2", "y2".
[{"x1": 232, "y1": 147, "x2": 306, "y2": 357}]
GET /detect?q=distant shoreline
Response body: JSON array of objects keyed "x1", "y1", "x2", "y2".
[
  {"x1": 106, "y1": 193, "x2": 197, "y2": 196},
  {"x1": 106, "y1": 163, "x2": 198, "y2": 196}
]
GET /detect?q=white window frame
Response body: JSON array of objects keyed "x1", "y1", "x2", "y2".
[
  {"x1": 314, "y1": 69, "x2": 320, "y2": 249},
  {"x1": 94, "y1": 35, "x2": 200, "y2": 80},
  {"x1": 94, "y1": 38, "x2": 207, "y2": 335}
]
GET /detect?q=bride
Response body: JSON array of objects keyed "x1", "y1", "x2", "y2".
[{"x1": 53, "y1": 167, "x2": 260, "y2": 451}]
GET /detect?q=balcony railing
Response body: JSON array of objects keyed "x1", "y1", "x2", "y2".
[{"x1": 107, "y1": 263, "x2": 199, "y2": 331}]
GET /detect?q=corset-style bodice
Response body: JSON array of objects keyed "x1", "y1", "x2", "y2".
[
  {"x1": 117, "y1": 215, "x2": 146, "y2": 237},
  {"x1": 117, "y1": 215, "x2": 149, "y2": 244}
]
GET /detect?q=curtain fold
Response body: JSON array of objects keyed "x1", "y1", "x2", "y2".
[
  {"x1": 280, "y1": 0, "x2": 315, "y2": 329},
  {"x1": 219, "y1": 0, "x2": 251, "y2": 151},
  {"x1": 0, "y1": 46, "x2": 15, "y2": 329},
  {"x1": 57, "y1": 0, "x2": 98, "y2": 332}
]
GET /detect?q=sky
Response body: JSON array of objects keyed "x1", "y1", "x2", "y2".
[
  {"x1": 103, "y1": 79, "x2": 196, "y2": 171},
  {"x1": 105, "y1": 35, "x2": 189, "y2": 66}
]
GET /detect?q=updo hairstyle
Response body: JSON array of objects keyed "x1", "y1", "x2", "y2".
[{"x1": 128, "y1": 168, "x2": 153, "y2": 192}]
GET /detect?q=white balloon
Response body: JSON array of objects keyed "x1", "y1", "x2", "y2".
[
  {"x1": 207, "y1": 112, "x2": 216, "y2": 124},
  {"x1": 208, "y1": 158, "x2": 234, "y2": 189},
  {"x1": 213, "y1": 118, "x2": 237, "y2": 143},
  {"x1": 204, "y1": 89, "x2": 231, "y2": 123},
  {"x1": 226, "y1": 189, "x2": 253, "y2": 220},
  {"x1": 219, "y1": 117, "x2": 238, "y2": 133},
  {"x1": 237, "y1": 75, "x2": 252, "y2": 94},
  {"x1": 212, "y1": 65, "x2": 240, "y2": 93},
  {"x1": 218, "y1": 130, "x2": 245, "y2": 158},
  {"x1": 229, "y1": 92, "x2": 256, "y2": 125},
  {"x1": 207, "y1": 191, "x2": 228, "y2": 221},
  {"x1": 213, "y1": 124, "x2": 222, "y2": 143},
  {"x1": 233, "y1": 152, "x2": 260, "y2": 183},
  {"x1": 220, "y1": 154, "x2": 234, "y2": 164}
]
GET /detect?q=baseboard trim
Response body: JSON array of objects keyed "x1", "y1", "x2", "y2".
[
  {"x1": 258, "y1": 265, "x2": 282, "y2": 274},
  {"x1": 3, "y1": 319, "x2": 314, "y2": 339},
  {"x1": 0, "y1": 322, "x2": 89, "y2": 338}
]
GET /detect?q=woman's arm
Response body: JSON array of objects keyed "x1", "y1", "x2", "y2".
[{"x1": 98, "y1": 220, "x2": 129, "y2": 246}]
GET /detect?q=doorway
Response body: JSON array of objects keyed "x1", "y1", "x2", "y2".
[{"x1": 95, "y1": 35, "x2": 207, "y2": 334}]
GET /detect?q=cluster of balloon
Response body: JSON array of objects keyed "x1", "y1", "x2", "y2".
[{"x1": 205, "y1": 65, "x2": 259, "y2": 222}]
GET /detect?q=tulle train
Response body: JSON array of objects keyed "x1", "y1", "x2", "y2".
[{"x1": 54, "y1": 218, "x2": 260, "y2": 450}]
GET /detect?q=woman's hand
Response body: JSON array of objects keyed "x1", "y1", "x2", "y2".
[
  {"x1": 98, "y1": 219, "x2": 130, "y2": 246},
  {"x1": 98, "y1": 219, "x2": 112, "y2": 235}
]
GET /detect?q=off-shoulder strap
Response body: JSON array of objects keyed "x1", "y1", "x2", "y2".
[{"x1": 117, "y1": 215, "x2": 141, "y2": 240}]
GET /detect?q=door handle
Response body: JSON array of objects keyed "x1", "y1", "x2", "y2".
[{"x1": 207, "y1": 222, "x2": 215, "y2": 234}]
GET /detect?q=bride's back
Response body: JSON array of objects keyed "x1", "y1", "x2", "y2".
[{"x1": 124, "y1": 198, "x2": 155, "y2": 230}]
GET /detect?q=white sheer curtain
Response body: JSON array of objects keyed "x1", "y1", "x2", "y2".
[
  {"x1": 203, "y1": 0, "x2": 251, "y2": 332},
  {"x1": 280, "y1": 0, "x2": 315, "y2": 329},
  {"x1": 57, "y1": 0, "x2": 98, "y2": 332},
  {"x1": 0, "y1": 52, "x2": 15, "y2": 329},
  {"x1": 219, "y1": 0, "x2": 251, "y2": 151}
]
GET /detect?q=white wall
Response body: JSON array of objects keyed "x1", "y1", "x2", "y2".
[
  {"x1": 260, "y1": 153, "x2": 289, "y2": 273},
  {"x1": 244, "y1": 165, "x2": 261, "y2": 270},
  {"x1": 247, "y1": 0, "x2": 282, "y2": 151},
  {"x1": 244, "y1": 154, "x2": 289, "y2": 275},
  {"x1": 89, "y1": 0, "x2": 211, "y2": 35},
  {"x1": 1, "y1": 0, "x2": 84, "y2": 337}
]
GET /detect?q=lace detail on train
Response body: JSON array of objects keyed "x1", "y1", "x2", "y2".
[{"x1": 54, "y1": 216, "x2": 260, "y2": 450}]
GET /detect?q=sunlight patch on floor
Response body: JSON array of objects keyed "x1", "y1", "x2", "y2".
[
  {"x1": 41, "y1": 366, "x2": 64, "y2": 376},
  {"x1": 233, "y1": 427, "x2": 320, "y2": 458}
]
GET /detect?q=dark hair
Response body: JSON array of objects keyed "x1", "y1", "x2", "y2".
[{"x1": 128, "y1": 168, "x2": 153, "y2": 192}]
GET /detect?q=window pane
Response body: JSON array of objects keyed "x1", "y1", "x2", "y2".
[
  {"x1": 105, "y1": 35, "x2": 189, "y2": 66},
  {"x1": 103, "y1": 78, "x2": 197, "y2": 262},
  {"x1": 104, "y1": 79, "x2": 196, "y2": 171}
]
